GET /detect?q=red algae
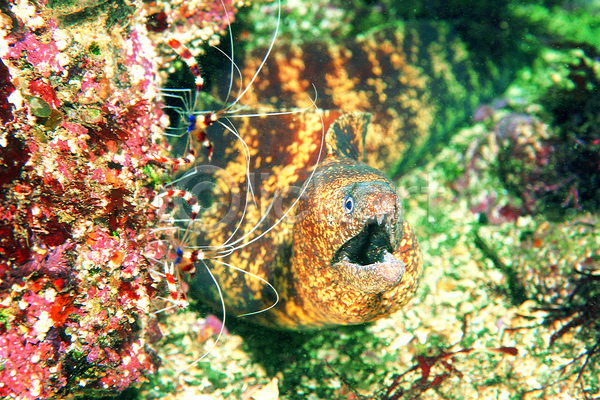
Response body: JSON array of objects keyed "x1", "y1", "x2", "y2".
[{"x1": 0, "y1": 59, "x2": 15, "y2": 122}]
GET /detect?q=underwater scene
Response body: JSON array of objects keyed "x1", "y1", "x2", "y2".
[{"x1": 1, "y1": 0, "x2": 599, "y2": 398}]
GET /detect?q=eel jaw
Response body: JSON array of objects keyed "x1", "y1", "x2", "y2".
[{"x1": 331, "y1": 216, "x2": 405, "y2": 294}]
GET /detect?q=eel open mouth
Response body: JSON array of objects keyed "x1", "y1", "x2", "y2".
[{"x1": 332, "y1": 216, "x2": 405, "y2": 294}]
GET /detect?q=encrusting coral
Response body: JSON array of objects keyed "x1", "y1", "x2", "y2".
[{"x1": 0, "y1": 0, "x2": 243, "y2": 398}]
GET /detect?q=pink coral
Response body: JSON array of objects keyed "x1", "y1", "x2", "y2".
[
  {"x1": 8, "y1": 30, "x2": 63, "y2": 77},
  {"x1": 0, "y1": 0, "x2": 243, "y2": 396},
  {"x1": 0, "y1": 328, "x2": 65, "y2": 399}
]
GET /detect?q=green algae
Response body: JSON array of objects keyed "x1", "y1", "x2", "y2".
[
  {"x1": 50, "y1": 0, "x2": 136, "y2": 29},
  {"x1": 511, "y1": 3, "x2": 600, "y2": 50},
  {"x1": 89, "y1": 42, "x2": 101, "y2": 56},
  {"x1": 27, "y1": 96, "x2": 52, "y2": 118}
]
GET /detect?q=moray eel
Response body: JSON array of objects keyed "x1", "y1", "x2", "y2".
[
  {"x1": 186, "y1": 112, "x2": 422, "y2": 330},
  {"x1": 239, "y1": 22, "x2": 511, "y2": 179}
]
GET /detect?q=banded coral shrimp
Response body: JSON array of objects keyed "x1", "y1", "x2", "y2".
[
  {"x1": 144, "y1": 0, "x2": 326, "y2": 379},
  {"x1": 151, "y1": 0, "x2": 289, "y2": 168}
]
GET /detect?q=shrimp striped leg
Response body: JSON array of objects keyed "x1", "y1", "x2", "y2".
[
  {"x1": 163, "y1": 261, "x2": 189, "y2": 310},
  {"x1": 153, "y1": 188, "x2": 217, "y2": 270},
  {"x1": 156, "y1": 189, "x2": 201, "y2": 222},
  {"x1": 150, "y1": 188, "x2": 204, "y2": 313},
  {"x1": 165, "y1": 38, "x2": 217, "y2": 161},
  {"x1": 144, "y1": 148, "x2": 196, "y2": 167},
  {"x1": 166, "y1": 38, "x2": 204, "y2": 93}
]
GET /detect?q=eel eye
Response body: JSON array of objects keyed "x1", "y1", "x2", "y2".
[{"x1": 343, "y1": 195, "x2": 354, "y2": 214}]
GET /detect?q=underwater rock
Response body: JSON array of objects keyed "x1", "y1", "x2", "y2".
[
  {"x1": 452, "y1": 43, "x2": 600, "y2": 222},
  {"x1": 513, "y1": 217, "x2": 598, "y2": 308},
  {"x1": 495, "y1": 113, "x2": 563, "y2": 215},
  {"x1": 494, "y1": 45, "x2": 600, "y2": 218},
  {"x1": 0, "y1": 0, "x2": 242, "y2": 398}
]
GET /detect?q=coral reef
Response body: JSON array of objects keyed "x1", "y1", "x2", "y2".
[{"x1": 0, "y1": 0, "x2": 242, "y2": 398}]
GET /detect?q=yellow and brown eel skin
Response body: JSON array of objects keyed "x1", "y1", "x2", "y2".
[{"x1": 185, "y1": 111, "x2": 422, "y2": 330}]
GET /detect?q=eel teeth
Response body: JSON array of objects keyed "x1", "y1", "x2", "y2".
[{"x1": 382, "y1": 250, "x2": 397, "y2": 264}]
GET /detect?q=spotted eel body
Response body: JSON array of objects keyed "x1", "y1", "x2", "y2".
[{"x1": 188, "y1": 112, "x2": 422, "y2": 329}]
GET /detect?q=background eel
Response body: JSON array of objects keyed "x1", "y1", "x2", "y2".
[{"x1": 187, "y1": 112, "x2": 422, "y2": 329}]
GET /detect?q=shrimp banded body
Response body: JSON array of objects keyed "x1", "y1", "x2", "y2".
[{"x1": 185, "y1": 111, "x2": 422, "y2": 330}]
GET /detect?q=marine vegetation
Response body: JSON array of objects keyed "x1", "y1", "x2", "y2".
[{"x1": 495, "y1": 46, "x2": 600, "y2": 218}]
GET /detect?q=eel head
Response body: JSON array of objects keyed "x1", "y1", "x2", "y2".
[
  {"x1": 330, "y1": 179, "x2": 405, "y2": 294},
  {"x1": 287, "y1": 113, "x2": 422, "y2": 328}
]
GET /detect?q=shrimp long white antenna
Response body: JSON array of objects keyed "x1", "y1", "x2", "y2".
[
  {"x1": 154, "y1": 119, "x2": 256, "y2": 251},
  {"x1": 212, "y1": 258, "x2": 280, "y2": 317},
  {"x1": 166, "y1": 91, "x2": 322, "y2": 330},
  {"x1": 212, "y1": 86, "x2": 325, "y2": 255},
  {"x1": 158, "y1": 102, "x2": 322, "y2": 259},
  {"x1": 151, "y1": 0, "x2": 325, "y2": 376},
  {"x1": 176, "y1": 260, "x2": 226, "y2": 376},
  {"x1": 220, "y1": 185, "x2": 280, "y2": 250},
  {"x1": 212, "y1": 119, "x2": 258, "y2": 243},
  {"x1": 200, "y1": 86, "x2": 322, "y2": 253},
  {"x1": 218, "y1": 0, "x2": 239, "y2": 109},
  {"x1": 229, "y1": 0, "x2": 281, "y2": 110}
]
